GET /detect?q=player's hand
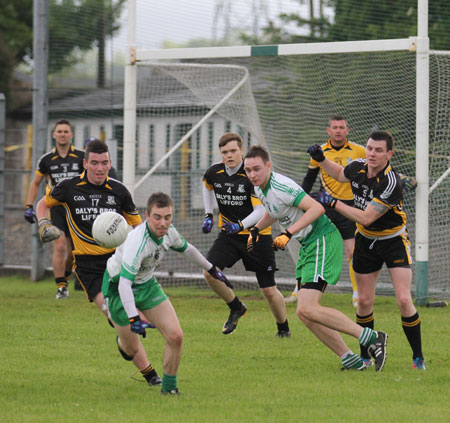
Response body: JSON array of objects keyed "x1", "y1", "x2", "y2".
[
  {"x1": 24, "y1": 205, "x2": 37, "y2": 224},
  {"x1": 207, "y1": 265, "x2": 233, "y2": 289},
  {"x1": 202, "y1": 213, "x2": 214, "y2": 233},
  {"x1": 273, "y1": 230, "x2": 292, "y2": 251},
  {"x1": 221, "y1": 220, "x2": 244, "y2": 235},
  {"x1": 247, "y1": 227, "x2": 260, "y2": 252},
  {"x1": 399, "y1": 173, "x2": 417, "y2": 192},
  {"x1": 129, "y1": 316, "x2": 151, "y2": 338},
  {"x1": 307, "y1": 144, "x2": 325, "y2": 162},
  {"x1": 317, "y1": 191, "x2": 337, "y2": 208},
  {"x1": 38, "y1": 218, "x2": 62, "y2": 243}
]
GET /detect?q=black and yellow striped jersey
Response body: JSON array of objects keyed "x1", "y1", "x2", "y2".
[
  {"x1": 45, "y1": 172, "x2": 142, "y2": 256},
  {"x1": 343, "y1": 159, "x2": 407, "y2": 238},
  {"x1": 36, "y1": 145, "x2": 85, "y2": 195},
  {"x1": 309, "y1": 138, "x2": 366, "y2": 200},
  {"x1": 202, "y1": 161, "x2": 271, "y2": 235}
]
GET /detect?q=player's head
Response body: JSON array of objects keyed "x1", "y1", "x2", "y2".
[
  {"x1": 83, "y1": 139, "x2": 111, "y2": 185},
  {"x1": 327, "y1": 115, "x2": 349, "y2": 146},
  {"x1": 84, "y1": 137, "x2": 100, "y2": 149},
  {"x1": 52, "y1": 119, "x2": 74, "y2": 146},
  {"x1": 219, "y1": 132, "x2": 244, "y2": 169},
  {"x1": 145, "y1": 192, "x2": 174, "y2": 238},
  {"x1": 366, "y1": 130, "x2": 394, "y2": 170},
  {"x1": 244, "y1": 145, "x2": 272, "y2": 188}
]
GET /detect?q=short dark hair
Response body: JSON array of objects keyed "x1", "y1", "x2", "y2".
[
  {"x1": 146, "y1": 192, "x2": 173, "y2": 214},
  {"x1": 84, "y1": 137, "x2": 100, "y2": 148},
  {"x1": 244, "y1": 145, "x2": 270, "y2": 163},
  {"x1": 369, "y1": 130, "x2": 394, "y2": 151},
  {"x1": 329, "y1": 115, "x2": 347, "y2": 125},
  {"x1": 53, "y1": 119, "x2": 73, "y2": 132},
  {"x1": 218, "y1": 132, "x2": 243, "y2": 149},
  {"x1": 85, "y1": 138, "x2": 109, "y2": 160}
]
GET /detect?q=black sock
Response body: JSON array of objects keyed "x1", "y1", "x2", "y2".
[
  {"x1": 402, "y1": 312, "x2": 423, "y2": 359},
  {"x1": 227, "y1": 296, "x2": 243, "y2": 311},
  {"x1": 277, "y1": 319, "x2": 289, "y2": 332},
  {"x1": 55, "y1": 277, "x2": 67, "y2": 288},
  {"x1": 64, "y1": 270, "x2": 72, "y2": 279},
  {"x1": 141, "y1": 364, "x2": 158, "y2": 382},
  {"x1": 356, "y1": 312, "x2": 374, "y2": 359}
]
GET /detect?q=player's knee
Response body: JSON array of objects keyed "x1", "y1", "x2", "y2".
[
  {"x1": 117, "y1": 340, "x2": 136, "y2": 361},
  {"x1": 167, "y1": 328, "x2": 183, "y2": 349},
  {"x1": 357, "y1": 292, "x2": 372, "y2": 310},
  {"x1": 396, "y1": 293, "x2": 413, "y2": 311},
  {"x1": 296, "y1": 302, "x2": 314, "y2": 322},
  {"x1": 261, "y1": 286, "x2": 278, "y2": 300}
]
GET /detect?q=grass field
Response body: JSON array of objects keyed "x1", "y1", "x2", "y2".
[{"x1": 0, "y1": 275, "x2": 449, "y2": 423}]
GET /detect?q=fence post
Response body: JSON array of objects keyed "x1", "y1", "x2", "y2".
[{"x1": 0, "y1": 94, "x2": 5, "y2": 266}]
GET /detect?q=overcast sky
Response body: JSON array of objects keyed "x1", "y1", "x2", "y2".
[{"x1": 111, "y1": 0, "x2": 329, "y2": 51}]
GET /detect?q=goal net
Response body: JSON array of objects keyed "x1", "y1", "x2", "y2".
[{"x1": 130, "y1": 46, "x2": 450, "y2": 298}]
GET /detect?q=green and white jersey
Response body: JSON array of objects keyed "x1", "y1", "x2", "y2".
[
  {"x1": 106, "y1": 221, "x2": 188, "y2": 286},
  {"x1": 255, "y1": 171, "x2": 336, "y2": 244}
]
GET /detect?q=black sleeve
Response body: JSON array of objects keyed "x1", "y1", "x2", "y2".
[{"x1": 301, "y1": 167, "x2": 320, "y2": 194}]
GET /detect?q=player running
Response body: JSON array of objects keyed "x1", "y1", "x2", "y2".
[
  {"x1": 307, "y1": 130, "x2": 425, "y2": 370},
  {"x1": 202, "y1": 132, "x2": 290, "y2": 337},
  {"x1": 102, "y1": 192, "x2": 231, "y2": 394},
  {"x1": 25, "y1": 119, "x2": 84, "y2": 299},
  {"x1": 244, "y1": 145, "x2": 388, "y2": 371}
]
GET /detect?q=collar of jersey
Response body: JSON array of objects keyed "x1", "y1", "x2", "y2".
[
  {"x1": 363, "y1": 160, "x2": 392, "y2": 178},
  {"x1": 261, "y1": 172, "x2": 274, "y2": 196},
  {"x1": 52, "y1": 144, "x2": 75, "y2": 157},
  {"x1": 145, "y1": 222, "x2": 164, "y2": 245},
  {"x1": 324, "y1": 138, "x2": 350, "y2": 151},
  {"x1": 80, "y1": 171, "x2": 110, "y2": 186}
]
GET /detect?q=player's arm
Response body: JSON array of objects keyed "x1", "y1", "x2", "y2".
[
  {"x1": 290, "y1": 195, "x2": 325, "y2": 234},
  {"x1": 301, "y1": 167, "x2": 320, "y2": 194},
  {"x1": 35, "y1": 194, "x2": 63, "y2": 242},
  {"x1": 26, "y1": 173, "x2": 45, "y2": 205},
  {"x1": 182, "y1": 243, "x2": 233, "y2": 288},
  {"x1": 253, "y1": 210, "x2": 276, "y2": 232},
  {"x1": 201, "y1": 183, "x2": 216, "y2": 233},
  {"x1": 307, "y1": 144, "x2": 348, "y2": 183},
  {"x1": 334, "y1": 199, "x2": 389, "y2": 227}
]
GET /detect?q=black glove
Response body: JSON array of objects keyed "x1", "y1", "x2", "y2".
[
  {"x1": 208, "y1": 265, "x2": 233, "y2": 289},
  {"x1": 317, "y1": 191, "x2": 337, "y2": 208},
  {"x1": 24, "y1": 205, "x2": 37, "y2": 224},
  {"x1": 129, "y1": 316, "x2": 151, "y2": 338},
  {"x1": 202, "y1": 213, "x2": 214, "y2": 233},
  {"x1": 247, "y1": 227, "x2": 260, "y2": 252},
  {"x1": 221, "y1": 220, "x2": 244, "y2": 235},
  {"x1": 307, "y1": 144, "x2": 325, "y2": 162}
]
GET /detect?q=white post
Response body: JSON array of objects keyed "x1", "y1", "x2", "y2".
[
  {"x1": 123, "y1": 0, "x2": 137, "y2": 195},
  {"x1": 415, "y1": 0, "x2": 429, "y2": 305}
]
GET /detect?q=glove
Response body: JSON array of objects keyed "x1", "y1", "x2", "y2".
[
  {"x1": 202, "y1": 213, "x2": 214, "y2": 233},
  {"x1": 317, "y1": 191, "x2": 337, "y2": 208},
  {"x1": 129, "y1": 316, "x2": 151, "y2": 338},
  {"x1": 24, "y1": 205, "x2": 37, "y2": 224},
  {"x1": 307, "y1": 144, "x2": 325, "y2": 162},
  {"x1": 208, "y1": 265, "x2": 233, "y2": 289},
  {"x1": 247, "y1": 227, "x2": 260, "y2": 252},
  {"x1": 273, "y1": 230, "x2": 292, "y2": 251},
  {"x1": 221, "y1": 220, "x2": 244, "y2": 235},
  {"x1": 38, "y1": 218, "x2": 62, "y2": 243},
  {"x1": 399, "y1": 173, "x2": 417, "y2": 192}
]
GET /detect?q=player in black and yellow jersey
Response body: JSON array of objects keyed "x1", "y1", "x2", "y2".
[
  {"x1": 297, "y1": 115, "x2": 365, "y2": 307},
  {"x1": 308, "y1": 131, "x2": 425, "y2": 370},
  {"x1": 202, "y1": 132, "x2": 290, "y2": 337},
  {"x1": 36, "y1": 139, "x2": 164, "y2": 386},
  {"x1": 36, "y1": 139, "x2": 142, "y2": 312},
  {"x1": 25, "y1": 119, "x2": 84, "y2": 299}
]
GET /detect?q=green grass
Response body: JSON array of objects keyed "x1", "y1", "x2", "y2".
[{"x1": 0, "y1": 276, "x2": 449, "y2": 423}]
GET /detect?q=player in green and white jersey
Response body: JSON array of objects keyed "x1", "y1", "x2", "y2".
[
  {"x1": 102, "y1": 192, "x2": 230, "y2": 394},
  {"x1": 243, "y1": 145, "x2": 388, "y2": 371}
]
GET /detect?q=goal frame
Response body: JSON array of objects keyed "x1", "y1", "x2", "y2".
[{"x1": 123, "y1": 0, "x2": 432, "y2": 304}]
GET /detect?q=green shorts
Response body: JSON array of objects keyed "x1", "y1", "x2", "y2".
[
  {"x1": 295, "y1": 228, "x2": 343, "y2": 285},
  {"x1": 103, "y1": 271, "x2": 168, "y2": 326}
]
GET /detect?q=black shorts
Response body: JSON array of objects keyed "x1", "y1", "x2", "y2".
[
  {"x1": 207, "y1": 231, "x2": 277, "y2": 288},
  {"x1": 325, "y1": 201, "x2": 356, "y2": 240},
  {"x1": 353, "y1": 232, "x2": 412, "y2": 274},
  {"x1": 297, "y1": 277, "x2": 327, "y2": 293},
  {"x1": 73, "y1": 253, "x2": 113, "y2": 301},
  {"x1": 50, "y1": 205, "x2": 70, "y2": 237}
]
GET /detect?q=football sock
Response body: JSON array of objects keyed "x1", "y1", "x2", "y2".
[
  {"x1": 55, "y1": 277, "x2": 68, "y2": 288},
  {"x1": 401, "y1": 312, "x2": 423, "y2": 359},
  {"x1": 358, "y1": 326, "x2": 376, "y2": 347},
  {"x1": 227, "y1": 296, "x2": 243, "y2": 311},
  {"x1": 64, "y1": 270, "x2": 72, "y2": 279},
  {"x1": 341, "y1": 351, "x2": 363, "y2": 369},
  {"x1": 356, "y1": 312, "x2": 374, "y2": 359},
  {"x1": 141, "y1": 364, "x2": 158, "y2": 382},
  {"x1": 161, "y1": 374, "x2": 177, "y2": 392},
  {"x1": 277, "y1": 319, "x2": 289, "y2": 332}
]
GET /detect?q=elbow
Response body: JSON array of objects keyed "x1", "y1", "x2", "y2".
[{"x1": 359, "y1": 215, "x2": 375, "y2": 227}]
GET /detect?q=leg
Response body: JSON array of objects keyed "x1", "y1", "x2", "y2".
[
  {"x1": 115, "y1": 324, "x2": 151, "y2": 370},
  {"x1": 52, "y1": 232, "x2": 68, "y2": 278},
  {"x1": 203, "y1": 269, "x2": 235, "y2": 303},
  {"x1": 343, "y1": 238, "x2": 358, "y2": 307},
  {"x1": 261, "y1": 286, "x2": 287, "y2": 323}
]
